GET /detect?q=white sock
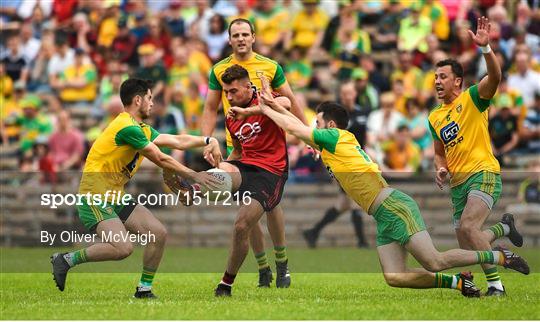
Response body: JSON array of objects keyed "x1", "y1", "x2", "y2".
[
  {"x1": 501, "y1": 223, "x2": 510, "y2": 236},
  {"x1": 492, "y1": 251, "x2": 502, "y2": 265},
  {"x1": 63, "y1": 253, "x2": 75, "y2": 267},
  {"x1": 451, "y1": 275, "x2": 458, "y2": 289},
  {"x1": 487, "y1": 280, "x2": 504, "y2": 291},
  {"x1": 137, "y1": 284, "x2": 152, "y2": 291}
]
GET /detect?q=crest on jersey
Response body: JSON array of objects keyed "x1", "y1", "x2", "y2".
[
  {"x1": 440, "y1": 121, "x2": 460, "y2": 144},
  {"x1": 457, "y1": 104, "x2": 462, "y2": 113}
]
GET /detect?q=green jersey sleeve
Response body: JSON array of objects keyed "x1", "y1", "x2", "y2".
[
  {"x1": 149, "y1": 126, "x2": 160, "y2": 141},
  {"x1": 271, "y1": 64, "x2": 286, "y2": 88},
  {"x1": 208, "y1": 68, "x2": 222, "y2": 90},
  {"x1": 115, "y1": 125, "x2": 151, "y2": 150},
  {"x1": 428, "y1": 121, "x2": 440, "y2": 141},
  {"x1": 469, "y1": 84, "x2": 491, "y2": 112},
  {"x1": 312, "y1": 128, "x2": 339, "y2": 153}
]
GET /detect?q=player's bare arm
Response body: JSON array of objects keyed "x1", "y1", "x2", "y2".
[
  {"x1": 227, "y1": 96, "x2": 291, "y2": 120},
  {"x1": 274, "y1": 81, "x2": 308, "y2": 125},
  {"x1": 433, "y1": 140, "x2": 449, "y2": 190},
  {"x1": 201, "y1": 89, "x2": 223, "y2": 136},
  {"x1": 153, "y1": 134, "x2": 222, "y2": 167},
  {"x1": 139, "y1": 141, "x2": 220, "y2": 190},
  {"x1": 469, "y1": 16, "x2": 502, "y2": 99},
  {"x1": 259, "y1": 92, "x2": 315, "y2": 147}
]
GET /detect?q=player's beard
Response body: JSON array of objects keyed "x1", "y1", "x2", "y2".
[{"x1": 139, "y1": 105, "x2": 151, "y2": 120}]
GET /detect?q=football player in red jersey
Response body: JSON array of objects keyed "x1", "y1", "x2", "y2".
[{"x1": 213, "y1": 64, "x2": 292, "y2": 296}]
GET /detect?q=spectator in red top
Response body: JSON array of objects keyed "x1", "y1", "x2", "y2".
[
  {"x1": 140, "y1": 17, "x2": 171, "y2": 67},
  {"x1": 48, "y1": 110, "x2": 84, "y2": 171},
  {"x1": 112, "y1": 15, "x2": 138, "y2": 67}
]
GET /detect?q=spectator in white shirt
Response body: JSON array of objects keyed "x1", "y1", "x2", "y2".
[{"x1": 508, "y1": 51, "x2": 540, "y2": 107}]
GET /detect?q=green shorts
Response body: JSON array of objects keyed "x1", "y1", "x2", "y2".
[
  {"x1": 77, "y1": 197, "x2": 136, "y2": 232},
  {"x1": 226, "y1": 145, "x2": 233, "y2": 157},
  {"x1": 373, "y1": 190, "x2": 426, "y2": 247},
  {"x1": 450, "y1": 171, "x2": 502, "y2": 228}
]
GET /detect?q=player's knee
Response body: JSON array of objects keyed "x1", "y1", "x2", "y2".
[
  {"x1": 383, "y1": 273, "x2": 405, "y2": 287},
  {"x1": 233, "y1": 220, "x2": 250, "y2": 238},
  {"x1": 115, "y1": 242, "x2": 133, "y2": 260},
  {"x1": 422, "y1": 257, "x2": 445, "y2": 272},
  {"x1": 458, "y1": 225, "x2": 480, "y2": 243},
  {"x1": 152, "y1": 225, "x2": 168, "y2": 244}
]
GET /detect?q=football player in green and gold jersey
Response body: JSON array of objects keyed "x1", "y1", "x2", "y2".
[
  {"x1": 429, "y1": 17, "x2": 523, "y2": 296},
  {"x1": 255, "y1": 77, "x2": 529, "y2": 298},
  {"x1": 201, "y1": 18, "x2": 306, "y2": 288},
  {"x1": 51, "y1": 78, "x2": 222, "y2": 298}
]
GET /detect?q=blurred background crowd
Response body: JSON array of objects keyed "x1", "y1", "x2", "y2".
[{"x1": 1, "y1": 0, "x2": 539, "y2": 185}]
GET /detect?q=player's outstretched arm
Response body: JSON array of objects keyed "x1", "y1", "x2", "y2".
[
  {"x1": 469, "y1": 16, "x2": 502, "y2": 99},
  {"x1": 274, "y1": 81, "x2": 308, "y2": 125},
  {"x1": 259, "y1": 93, "x2": 315, "y2": 147},
  {"x1": 153, "y1": 134, "x2": 222, "y2": 167},
  {"x1": 139, "y1": 141, "x2": 220, "y2": 189},
  {"x1": 227, "y1": 96, "x2": 291, "y2": 120}
]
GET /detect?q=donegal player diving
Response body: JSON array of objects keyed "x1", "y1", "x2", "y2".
[
  {"x1": 256, "y1": 78, "x2": 529, "y2": 297},
  {"x1": 51, "y1": 78, "x2": 222, "y2": 298}
]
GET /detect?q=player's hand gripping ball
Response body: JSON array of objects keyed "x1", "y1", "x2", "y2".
[
  {"x1": 162, "y1": 169, "x2": 195, "y2": 206},
  {"x1": 193, "y1": 168, "x2": 233, "y2": 201}
]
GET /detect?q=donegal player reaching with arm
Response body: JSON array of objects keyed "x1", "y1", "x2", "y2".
[
  {"x1": 429, "y1": 17, "x2": 523, "y2": 296},
  {"x1": 258, "y1": 84, "x2": 529, "y2": 298},
  {"x1": 51, "y1": 79, "x2": 220, "y2": 299}
]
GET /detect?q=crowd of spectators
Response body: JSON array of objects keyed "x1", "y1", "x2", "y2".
[{"x1": 1, "y1": 0, "x2": 539, "y2": 184}]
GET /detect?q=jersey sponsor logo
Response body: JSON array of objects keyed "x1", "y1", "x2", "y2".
[
  {"x1": 235, "y1": 122, "x2": 262, "y2": 142},
  {"x1": 440, "y1": 121, "x2": 460, "y2": 144}
]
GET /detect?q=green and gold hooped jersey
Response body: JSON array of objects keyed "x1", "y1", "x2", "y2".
[
  {"x1": 79, "y1": 112, "x2": 160, "y2": 198},
  {"x1": 312, "y1": 128, "x2": 388, "y2": 213},
  {"x1": 428, "y1": 85, "x2": 500, "y2": 187},
  {"x1": 208, "y1": 52, "x2": 286, "y2": 147}
]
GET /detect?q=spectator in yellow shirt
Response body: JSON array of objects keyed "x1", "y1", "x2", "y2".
[
  {"x1": 382, "y1": 124, "x2": 421, "y2": 174},
  {"x1": 254, "y1": 0, "x2": 289, "y2": 56},
  {"x1": 56, "y1": 48, "x2": 98, "y2": 105},
  {"x1": 285, "y1": 0, "x2": 329, "y2": 54}
]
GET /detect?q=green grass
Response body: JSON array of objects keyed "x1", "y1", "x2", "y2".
[{"x1": 1, "y1": 247, "x2": 539, "y2": 320}]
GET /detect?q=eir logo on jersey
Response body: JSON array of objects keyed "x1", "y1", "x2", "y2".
[{"x1": 235, "y1": 122, "x2": 262, "y2": 142}]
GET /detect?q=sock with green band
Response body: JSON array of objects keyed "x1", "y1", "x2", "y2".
[
  {"x1": 483, "y1": 266, "x2": 504, "y2": 290},
  {"x1": 434, "y1": 272, "x2": 457, "y2": 289},
  {"x1": 255, "y1": 252, "x2": 270, "y2": 269},
  {"x1": 274, "y1": 246, "x2": 287, "y2": 263},
  {"x1": 63, "y1": 249, "x2": 88, "y2": 267},
  {"x1": 139, "y1": 267, "x2": 157, "y2": 288},
  {"x1": 489, "y1": 223, "x2": 510, "y2": 239},
  {"x1": 475, "y1": 251, "x2": 505, "y2": 265}
]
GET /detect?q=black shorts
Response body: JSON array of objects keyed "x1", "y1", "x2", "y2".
[{"x1": 226, "y1": 160, "x2": 288, "y2": 212}]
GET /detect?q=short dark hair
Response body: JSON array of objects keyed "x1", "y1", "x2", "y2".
[
  {"x1": 436, "y1": 58, "x2": 464, "y2": 86},
  {"x1": 119, "y1": 78, "x2": 152, "y2": 106},
  {"x1": 316, "y1": 102, "x2": 349, "y2": 129},
  {"x1": 228, "y1": 18, "x2": 255, "y2": 36},
  {"x1": 221, "y1": 64, "x2": 250, "y2": 84}
]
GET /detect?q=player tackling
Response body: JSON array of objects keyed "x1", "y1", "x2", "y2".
[
  {"x1": 51, "y1": 78, "x2": 222, "y2": 298},
  {"x1": 428, "y1": 16, "x2": 523, "y2": 296},
  {"x1": 255, "y1": 75, "x2": 529, "y2": 297}
]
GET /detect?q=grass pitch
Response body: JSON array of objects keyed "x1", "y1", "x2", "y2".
[{"x1": 1, "y1": 247, "x2": 539, "y2": 320}]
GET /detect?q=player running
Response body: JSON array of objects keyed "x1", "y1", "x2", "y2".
[
  {"x1": 256, "y1": 77, "x2": 529, "y2": 297},
  {"x1": 213, "y1": 64, "x2": 291, "y2": 296},
  {"x1": 429, "y1": 17, "x2": 523, "y2": 296},
  {"x1": 51, "y1": 78, "x2": 221, "y2": 298},
  {"x1": 202, "y1": 18, "x2": 304, "y2": 288}
]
